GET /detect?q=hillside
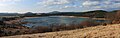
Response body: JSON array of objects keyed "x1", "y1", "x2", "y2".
[{"x1": 1, "y1": 24, "x2": 120, "y2": 38}]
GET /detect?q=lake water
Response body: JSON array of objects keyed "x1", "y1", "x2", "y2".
[{"x1": 22, "y1": 16, "x2": 109, "y2": 27}]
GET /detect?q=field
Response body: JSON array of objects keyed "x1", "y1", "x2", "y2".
[{"x1": 1, "y1": 24, "x2": 120, "y2": 38}]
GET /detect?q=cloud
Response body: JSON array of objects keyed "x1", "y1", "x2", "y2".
[
  {"x1": 36, "y1": 0, "x2": 120, "y2": 12},
  {"x1": 0, "y1": 0, "x2": 22, "y2": 2},
  {"x1": 0, "y1": 0, "x2": 22, "y2": 6},
  {"x1": 82, "y1": 1, "x2": 100, "y2": 6},
  {"x1": 37, "y1": 0, "x2": 83, "y2": 9},
  {"x1": 82, "y1": 0, "x2": 120, "y2": 8},
  {"x1": 82, "y1": 0, "x2": 114, "y2": 6},
  {"x1": 0, "y1": 3, "x2": 7, "y2": 6},
  {"x1": 0, "y1": 0, "x2": 119, "y2": 13},
  {"x1": 37, "y1": 0, "x2": 70, "y2": 6}
]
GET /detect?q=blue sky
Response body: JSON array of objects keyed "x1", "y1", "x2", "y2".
[{"x1": 0, "y1": 0, "x2": 120, "y2": 13}]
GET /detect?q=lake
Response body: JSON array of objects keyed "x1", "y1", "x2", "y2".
[{"x1": 21, "y1": 16, "x2": 109, "y2": 27}]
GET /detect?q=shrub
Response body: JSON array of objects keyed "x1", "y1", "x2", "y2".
[
  {"x1": 31, "y1": 26, "x2": 51, "y2": 33},
  {"x1": 105, "y1": 10, "x2": 120, "y2": 24},
  {"x1": 30, "y1": 20, "x2": 100, "y2": 34},
  {"x1": 79, "y1": 20, "x2": 99, "y2": 28},
  {"x1": 0, "y1": 20, "x2": 101, "y2": 37}
]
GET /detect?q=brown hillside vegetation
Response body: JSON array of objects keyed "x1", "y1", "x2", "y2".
[{"x1": 1, "y1": 24, "x2": 120, "y2": 38}]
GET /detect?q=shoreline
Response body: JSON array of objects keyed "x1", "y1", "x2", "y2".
[
  {"x1": 92, "y1": 18, "x2": 108, "y2": 20},
  {"x1": 2, "y1": 16, "x2": 108, "y2": 25},
  {"x1": 23, "y1": 16, "x2": 107, "y2": 20}
]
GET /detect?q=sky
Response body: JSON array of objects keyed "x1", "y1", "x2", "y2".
[{"x1": 0, "y1": 0, "x2": 120, "y2": 13}]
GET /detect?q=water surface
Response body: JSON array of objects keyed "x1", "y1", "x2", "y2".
[{"x1": 22, "y1": 16, "x2": 110, "y2": 27}]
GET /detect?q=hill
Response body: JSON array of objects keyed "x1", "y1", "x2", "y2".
[{"x1": 1, "y1": 24, "x2": 120, "y2": 38}]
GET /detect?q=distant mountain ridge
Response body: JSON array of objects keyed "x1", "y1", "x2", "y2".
[
  {"x1": 0, "y1": 10, "x2": 119, "y2": 16},
  {"x1": 0, "y1": 13, "x2": 19, "y2": 16}
]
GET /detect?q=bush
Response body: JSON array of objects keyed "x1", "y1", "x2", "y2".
[
  {"x1": 105, "y1": 10, "x2": 120, "y2": 24},
  {"x1": 30, "y1": 20, "x2": 99, "y2": 34},
  {"x1": 0, "y1": 20, "x2": 101, "y2": 37},
  {"x1": 31, "y1": 26, "x2": 51, "y2": 33},
  {"x1": 79, "y1": 20, "x2": 99, "y2": 28}
]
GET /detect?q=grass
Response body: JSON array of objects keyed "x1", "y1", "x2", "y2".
[
  {"x1": 1, "y1": 24, "x2": 120, "y2": 38},
  {"x1": 0, "y1": 20, "x2": 100, "y2": 37}
]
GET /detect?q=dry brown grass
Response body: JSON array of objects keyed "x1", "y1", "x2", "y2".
[{"x1": 1, "y1": 24, "x2": 120, "y2": 38}]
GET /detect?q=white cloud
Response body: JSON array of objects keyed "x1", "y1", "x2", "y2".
[
  {"x1": 0, "y1": 0, "x2": 22, "y2": 2},
  {"x1": 60, "y1": 5, "x2": 79, "y2": 9},
  {"x1": 0, "y1": 0, "x2": 22, "y2": 6},
  {"x1": 82, "y1": 1, "x2": 100, "y2": 6},
  {"x1": 114, "y1": 0, "x2": 120, "y2": 1},
  {"x1": 111, "y1": 3, "x2": 120, "y2": 8},
  {"x1": 0, "y1": 3, "x2": 7, "y2": 6},
  {"x1": 37, "y1": 0, "x2": 82, "y2": 9},
  {"x1": 36, "y1": 0, "x2": 120, "y2": 12},
  {"x1": 37, "y1": 0, "x2": 70, "y2": 6},
  {"x1": 82, "y1": 0, "x2": 120, "y2": 9}
]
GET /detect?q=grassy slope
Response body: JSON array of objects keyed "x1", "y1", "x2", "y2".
[{"x1": 1, "y1": 24, "x2": 120, "y2": 38}]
